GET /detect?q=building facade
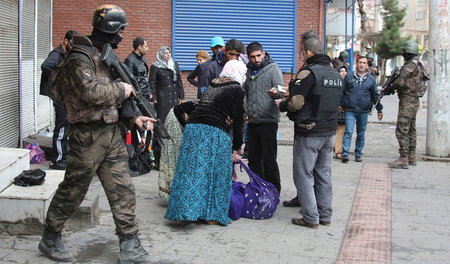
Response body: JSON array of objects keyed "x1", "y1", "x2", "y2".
[{"x1": 0, "y1": 0, "x2": 325, "y2": 148}]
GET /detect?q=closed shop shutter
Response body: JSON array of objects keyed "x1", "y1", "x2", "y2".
[
  {"x1": 0, "y1": 0, "x2": 20, "y2": 147},
  {"x1": 36, "y1": 0, "x2": 52, "y2": 130},
  {"x1": 173, "y1": 0, "x2": 297, "y2": 72},
  {"x1": 20, "y1": 0, "x2": 37, "y2": 138}
]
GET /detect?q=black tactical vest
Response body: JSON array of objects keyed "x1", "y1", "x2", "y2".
[{"x1": 295, "y1": 64, "x2": 342, "y2": 123}]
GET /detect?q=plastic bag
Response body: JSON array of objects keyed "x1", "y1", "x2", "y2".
[
  {"x1": 24, "y1": 143, "x2": 46, "y2": 164},
  {"x1": 238, "y1": 160, "x2": 280, "y2": 220},
  {"x1": 13, "y1": 169, "x2": 46, "y2": 186}
]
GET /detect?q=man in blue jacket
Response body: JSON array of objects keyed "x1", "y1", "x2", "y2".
[
  {"x1": 340, "y1": 56, "x2": 383, "y2": 163},
  {"x1": 198, "y1": 38, "x2": 245, "y2": 96}
]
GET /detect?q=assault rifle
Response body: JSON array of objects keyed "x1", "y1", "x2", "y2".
[
  {"x1": 374, "y1": 67, "x2": 400, "y2": 108},
  {"x1": 100, "y1": 43, "x2": 172, "y2": 143}
]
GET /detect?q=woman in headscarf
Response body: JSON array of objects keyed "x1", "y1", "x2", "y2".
[
  {"x1": 149, "y1": 46, "x2": 184, "y2": 169},
  {"x1": 165, "y1": 60, "x2": 247, "y2": 226}
]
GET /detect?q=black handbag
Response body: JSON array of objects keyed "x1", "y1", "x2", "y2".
[
  {"x1": 126, "y1": 144, "x2": 152, "y2": 175},
  {"x1": 13, "y1": 169, "x2": 46, "y2": 186}
]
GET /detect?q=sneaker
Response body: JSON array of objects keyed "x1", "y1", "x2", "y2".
[
  {"x1": 341, "y1": 155, "x2": 349, "y2": 163},
  {"x1": 355, "y1": 156, "x2": 362, "y2": 162},
  {"x1": 129, "y1": 170, "x2": 140, "y2": 177},
  {"x1": 49, "y1": 161, "x2": 67, "y2": 170}
]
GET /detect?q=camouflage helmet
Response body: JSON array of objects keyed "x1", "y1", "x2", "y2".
[
  {"x1": 92, "y1": 5, "x2": 128, "y2": 34},
  {"x1": 339, "y1": 50, "x2": 349, "y2": 59},
  {"x1": 401, "y1": 40, "x2": 419, "y2": 55}
]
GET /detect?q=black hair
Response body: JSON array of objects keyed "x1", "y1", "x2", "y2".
[
  {"x1": 303, "y1": 38, "x2": 323, "y2": 55},
  {"x1": 246, "y1": 42, "x2": 263, "y2": 55},
  {"x1": 301, "y1": 30, "x2": 320, "y2": 41},
  {"x1": 357, "y1": 56, "x2": 368, "y2": 62},
  {"x1": 64, "y1": 30, "x2": 78, "y2": 41},
  {"x1": 225, "y1": 39, "x2": 245, "y2": 54},
  {"x1": 133, "y1": 37, "x2": 145, "y2": 50}
]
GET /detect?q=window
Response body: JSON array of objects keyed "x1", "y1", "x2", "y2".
[
  {"x1": 417, "y1": 0, "x2": 424, "y2": 5},
  {"x1": 416, "y1": 11, "x2": 424, "y2": 20},
  {"x1": 400, "y1": 0, "x2": 407, "y2": 6}
]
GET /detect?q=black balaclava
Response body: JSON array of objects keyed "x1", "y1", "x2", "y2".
[
  {"x1": 403, "y1": 52, "x2": 415, "y2": 61},
  {"x1": 90, "y1": 28, "x2": 123, "y2": 50}
]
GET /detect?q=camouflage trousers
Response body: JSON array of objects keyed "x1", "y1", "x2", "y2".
[
  {"x1": 45, "y1": 121, "x2": 138, "y2": 235},
  {"x1": 395, "y1": 95, "x2": 420, "y2": 154}
]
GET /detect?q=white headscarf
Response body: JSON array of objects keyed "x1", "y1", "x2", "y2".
[
  {"x1": 152, "y1": 46, "x2": 177, "y2": 81},
  {"x1": 219, "y1": 60, "x2": 247, "y2": 86}
]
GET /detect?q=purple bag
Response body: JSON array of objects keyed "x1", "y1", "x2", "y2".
[
  {"x1": 238, "y1": 160, "x2": 280, "y2": 220},
  {"x1": 24, "y1": 143, "x2": 46, "y2": 164},
  {"x1": 228, "y1": 181, "x2": 246, "y2": 220}
]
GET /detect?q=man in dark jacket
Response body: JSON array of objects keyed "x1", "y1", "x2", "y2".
[
  {"x1": 275, "y1": 33, "x2": 342, "y2": 228},
  {"x1": 340, "y1": 56, "x2": 383, "y2": 163},
  {"x1": 124, "y1": 37, "x2": 151, "y2": 99},
  {"x1": 40, "y1": 30, "x2": 78, "y2": 170},
  {"x1": 198, "y1": 38, "x2": 245, "y2": 94},
  {"x1": 124, "y1": 37, "x2": 152, "y2": 175},
  {"x1": 244, "y1": 42, "x2": 284, "y2": 192}
]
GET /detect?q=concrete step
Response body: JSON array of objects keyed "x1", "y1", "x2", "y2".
[
  {"x1": 0, "y1": 148, "x2": 30, "y2": 192},
  {"x1": 0, "y1": 170, "x2": 99, "y2": 235}
]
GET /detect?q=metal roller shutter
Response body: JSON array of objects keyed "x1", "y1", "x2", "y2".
[
  {"x1": 173, "y1": 0, "x2": 297, "y2": 72},
  {"x1": 36, "y1": 0, "x2": 52, "y2": 130},
  {"x1": 20, "y1": 0, "x2": 36, "y2": 138},
  {"x1": 0, "y1": 0, "x2": 20, "y2": 147}
]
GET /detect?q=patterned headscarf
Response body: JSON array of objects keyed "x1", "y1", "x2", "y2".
[
  {"x1": 152, "y1": 46, "x2": 177, "y2": 81},
  {"x1": 219, "y1": 60, "x2": 247, "y2": 86}
]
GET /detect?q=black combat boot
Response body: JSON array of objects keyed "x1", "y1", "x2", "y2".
[
  {"x1": 38, "y1": 228, "x2": 74, "y2": 262},
  {"x1": 118, "y1": 234, "x2": 159, "y2": 264}
]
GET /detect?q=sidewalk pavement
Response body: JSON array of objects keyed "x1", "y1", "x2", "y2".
[{"x1": 1, "y1": 94, "x2": 449, "y2": 264}]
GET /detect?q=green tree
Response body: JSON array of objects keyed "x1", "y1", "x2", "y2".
[{"x1": 376, "y1": 0, "x2": 409, "y2": 79}]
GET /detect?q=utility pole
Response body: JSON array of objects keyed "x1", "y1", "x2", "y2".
[{"x1": 426, "y1": 0, "x2": 450, "y2": 157}]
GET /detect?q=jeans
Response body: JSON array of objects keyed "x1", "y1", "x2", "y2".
[{"x1": 342, "y1": 111, "x2": 368, "y2": 157}]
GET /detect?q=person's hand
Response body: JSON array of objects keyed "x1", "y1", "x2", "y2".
[
  {"x1": 268, "y1": 87, "x2": 279, "y2": 98},
  {"x1": 122, "y1": 83, "x2": 136, "y2": 99},
  {"x1": 274, "y1": 99, "x2": 283, "y2": 107},
  {"x1": 179, "y1": 98, "x2": 185, "y2": 104},
  {"x1": 134, "y1": 116, "x2": 157, "y2": 131},
  {"x1": 339, "y1": 106, "x2": 344, "y2": 111},
  {"x1": 377, "y1": 112, "x2": 383, "y2": 121},
  {"x1": 232, "y1": 150, "x2": 241, "y2": 163}
]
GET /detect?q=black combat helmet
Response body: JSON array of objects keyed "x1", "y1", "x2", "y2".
[{"x1": 92, "y1": 5, "x2": 128, "y2": 34}]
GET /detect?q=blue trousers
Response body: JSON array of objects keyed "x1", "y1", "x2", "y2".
[{"x1": 342, "y1": 111, "x2": 368, "y2": 157}]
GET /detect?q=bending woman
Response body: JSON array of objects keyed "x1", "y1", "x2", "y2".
[{"x1": 165, "y1": 60, "x2": 247, "y2": 225}]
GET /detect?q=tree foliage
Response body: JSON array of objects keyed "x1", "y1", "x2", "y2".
[{"x1": 376, "y1": 0, "x2": 409, "y2": 59}]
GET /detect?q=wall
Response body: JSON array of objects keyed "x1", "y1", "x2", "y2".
[{"x1": 53, "y1": 0, "x2": 323, "y2": 99}]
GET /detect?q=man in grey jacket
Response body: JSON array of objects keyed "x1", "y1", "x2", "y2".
[{"x1": 243, "y1": 42, "x2": 284, "y2": 192}]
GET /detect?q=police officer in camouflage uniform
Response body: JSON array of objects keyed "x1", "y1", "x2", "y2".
[
  {"x1": 38, "y1": 5, "x2": 158, "y2": 263},
  {"x1": 388, "y1": 41, "x2": 429, "y2": 169}
]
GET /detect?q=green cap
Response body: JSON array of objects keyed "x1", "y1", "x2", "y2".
[{"x1": 339, "y1": 50, "x2": 349, "y2": 59}]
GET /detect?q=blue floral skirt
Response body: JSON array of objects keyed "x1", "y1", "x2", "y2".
[{"x1": 165, "y1": 123, "x2": 232, "y2": 225}]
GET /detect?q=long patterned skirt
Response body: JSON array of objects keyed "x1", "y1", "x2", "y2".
[{"x1": 165, "y1": 123, "x2": 232, "y2": 225}]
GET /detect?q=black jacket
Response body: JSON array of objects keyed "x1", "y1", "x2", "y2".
[
  {"x1": 124, "y1": 52, "x2": 151, "y2": 97},
  {"x1": 40, "y1": 45, "x2": 67, "y2": 96},
  {"x1": 149, "y1": 63, "x2": 184, "y2": 123}
]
